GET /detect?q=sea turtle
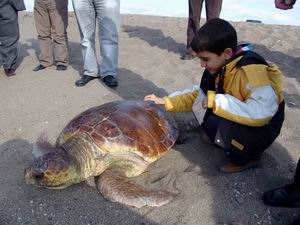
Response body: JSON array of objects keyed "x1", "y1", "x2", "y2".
[{"x1": 25, "y1": 100, "x2": 178, "y2": 208}]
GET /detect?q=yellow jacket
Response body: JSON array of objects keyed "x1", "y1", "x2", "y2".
[{"x1": 163, "y1": 53, "x2": 284, "y2": 127}]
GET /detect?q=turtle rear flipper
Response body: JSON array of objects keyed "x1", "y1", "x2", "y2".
[{"x1": 95, "y1": 174, "x2": 174, "y2": 208}]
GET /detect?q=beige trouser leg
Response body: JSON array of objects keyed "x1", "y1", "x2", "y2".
[{"x1": 34, "y1": 0, "x2": 68, "y2": 66}]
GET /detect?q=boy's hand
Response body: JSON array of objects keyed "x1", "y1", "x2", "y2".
[{"x1": 144, "y1": 94, "x2": 165, "y2": 105}]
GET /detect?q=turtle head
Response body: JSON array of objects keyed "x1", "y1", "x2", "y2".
[{"x1": 24, "y1": 147, "x2": 79, "y2": 189}]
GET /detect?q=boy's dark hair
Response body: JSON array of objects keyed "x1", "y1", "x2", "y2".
[{"x1": 191, "y1": 18, "x2": 237, "y2": 55}]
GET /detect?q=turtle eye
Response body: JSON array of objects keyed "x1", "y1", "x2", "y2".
[{"x1": 34, "y1": 172, "x2": 44, "y2": 180}]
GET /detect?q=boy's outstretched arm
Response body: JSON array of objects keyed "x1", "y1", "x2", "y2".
[
  {"x1": 145, "y1": 91, "x2": 198, "y2": 112},
  {"x1": 144, "y1": 94, "x2": 165, "y2": 105}
]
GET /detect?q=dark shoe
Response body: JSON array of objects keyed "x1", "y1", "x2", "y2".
[
  {"x1": 4, "y1": 68, "x2": 16, "y2": 77},
  {"x1": 75, "y1": 75, "x2": 97, "y2": 87},
  {"x1": 56, "y1": 65, "x2": 67, "y2": 71},
  {"x1": 180, "y1": 53, "x2": 196, "y2": 60},
  {"x1": 262, "y1": 184, "x2": 300, "y2": 208},
  {"x1": 33, "y1": 64, "x2": 46, "y2": 72},
  {"x1": 219, "y1": 161, "x2": 259, "y2": 173},
  {"x1": 102, "y1": 75, "x2": 118, "y2": 87}
]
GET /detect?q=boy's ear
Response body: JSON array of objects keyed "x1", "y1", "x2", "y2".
[{"x1": 223, "y1": 48, "x2": 233, "y2": 60}]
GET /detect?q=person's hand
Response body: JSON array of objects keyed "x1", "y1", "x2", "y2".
[
  {"x1": 202, "y1": 97, "x2": 208, "y2": 109},
  {"x1": 275, "y1": 0, "x2": 296, "y2": 10},
  {"x1": 144, "y1": 94, "x2": 165, "y2": 105}
]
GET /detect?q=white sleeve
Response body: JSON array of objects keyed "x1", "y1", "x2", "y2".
[{"x1": 213, "y1": 85, "x2": 279, "y2": 126}]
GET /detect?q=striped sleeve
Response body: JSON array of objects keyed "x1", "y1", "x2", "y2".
[
  {"x1": 163, "y1": 91, "x2": 198, "y2": 112},
  {"x1": 208, "y1": 85, "x2": 279, "y2": 126}
]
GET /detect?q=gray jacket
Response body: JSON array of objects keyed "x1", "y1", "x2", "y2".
[
  {"x1": 9, "y1": 0, "x2": 26, "y2": 11},
  {"x1": 0, "y1": 0, "x2": 26, "y2": 11}
]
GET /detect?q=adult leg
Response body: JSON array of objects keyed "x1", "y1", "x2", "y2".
[
  {"x1": 34, "y1": 0, "x2": 53, "y2": 67},
  {"x1": 96, "y1": 0, "x2": 120, "y2": 78},
  {"x1": 72, "y1": 0, "x2": 98, "y2": 77},
  {"x1": 0, "y1": 6, "x2": 19, "y2": 72},
  {"x1": 205, "y1": 0, "x2": 223, "y2": 20},
  {"x1": 48, "y1": 0, "x2": 69, "y2": 67},
  {"x1": 186, "y1": 0, "x2": 203, "y2": 51}
]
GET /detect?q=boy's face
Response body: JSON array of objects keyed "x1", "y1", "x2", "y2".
[{"x1": 196, "y1": 49, "x2": 232, "y2": 74}]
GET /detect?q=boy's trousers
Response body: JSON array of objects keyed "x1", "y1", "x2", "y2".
[
  {"x1": 187, "y1": 0, "x2": 223, "y2": 50},
  {"x1": 34, "y1": 0, "x2": 68, "y2": 67}
]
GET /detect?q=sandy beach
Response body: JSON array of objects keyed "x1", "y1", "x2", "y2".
[{"x1": 0, "y1": 12, "x2": 300, "y2": 225}]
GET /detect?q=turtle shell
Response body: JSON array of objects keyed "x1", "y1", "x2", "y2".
[{"x1": 60, "y1": 101, "x2": 178, "y2": 161}]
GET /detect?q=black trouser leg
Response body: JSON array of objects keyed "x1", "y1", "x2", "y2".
[
  {"x1": 0, "y1": 10, "x2": 19, "y2": 69},
  {"x1": 202, "y1": 112, "x2": 252, "y2": 166},
  {"x1": 201, "y1": 110, "x2": 218, "y2": 142}
]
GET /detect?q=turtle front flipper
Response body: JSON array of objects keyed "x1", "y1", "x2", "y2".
[{"x1": 95, "y1": 173, "x2": 174, "y2": 208}]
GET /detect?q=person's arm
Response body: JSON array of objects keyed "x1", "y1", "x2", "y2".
[
  {"x1": 274, "y1": 0, "x2": 296, "y2": 10},
  {"x1": 144, "y1": 91, "x2": 199, "y2": 112}
]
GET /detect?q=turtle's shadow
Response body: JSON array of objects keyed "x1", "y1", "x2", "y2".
[{"x1": 0, "y1": 139, "x2": 160, "y2": 225}]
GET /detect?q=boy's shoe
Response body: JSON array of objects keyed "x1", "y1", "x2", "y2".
[
  {"x1": 219, "y1": 160, "x2": 259, "y2": 173},
  {"x1": 56, "y1": 65, "x2": 67, "y2": 71},
  {"x1": 262, "y1": 184, "x2": 300, "y2": 208}
]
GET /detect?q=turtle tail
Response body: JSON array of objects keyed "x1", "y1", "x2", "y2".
[{"x1": 95, "y1": 174, "x2": 175, "y2": 208}]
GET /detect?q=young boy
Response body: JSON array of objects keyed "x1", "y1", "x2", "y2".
[{"x1": 144, "y1": 18, "x2": 285, "y2": 173}]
